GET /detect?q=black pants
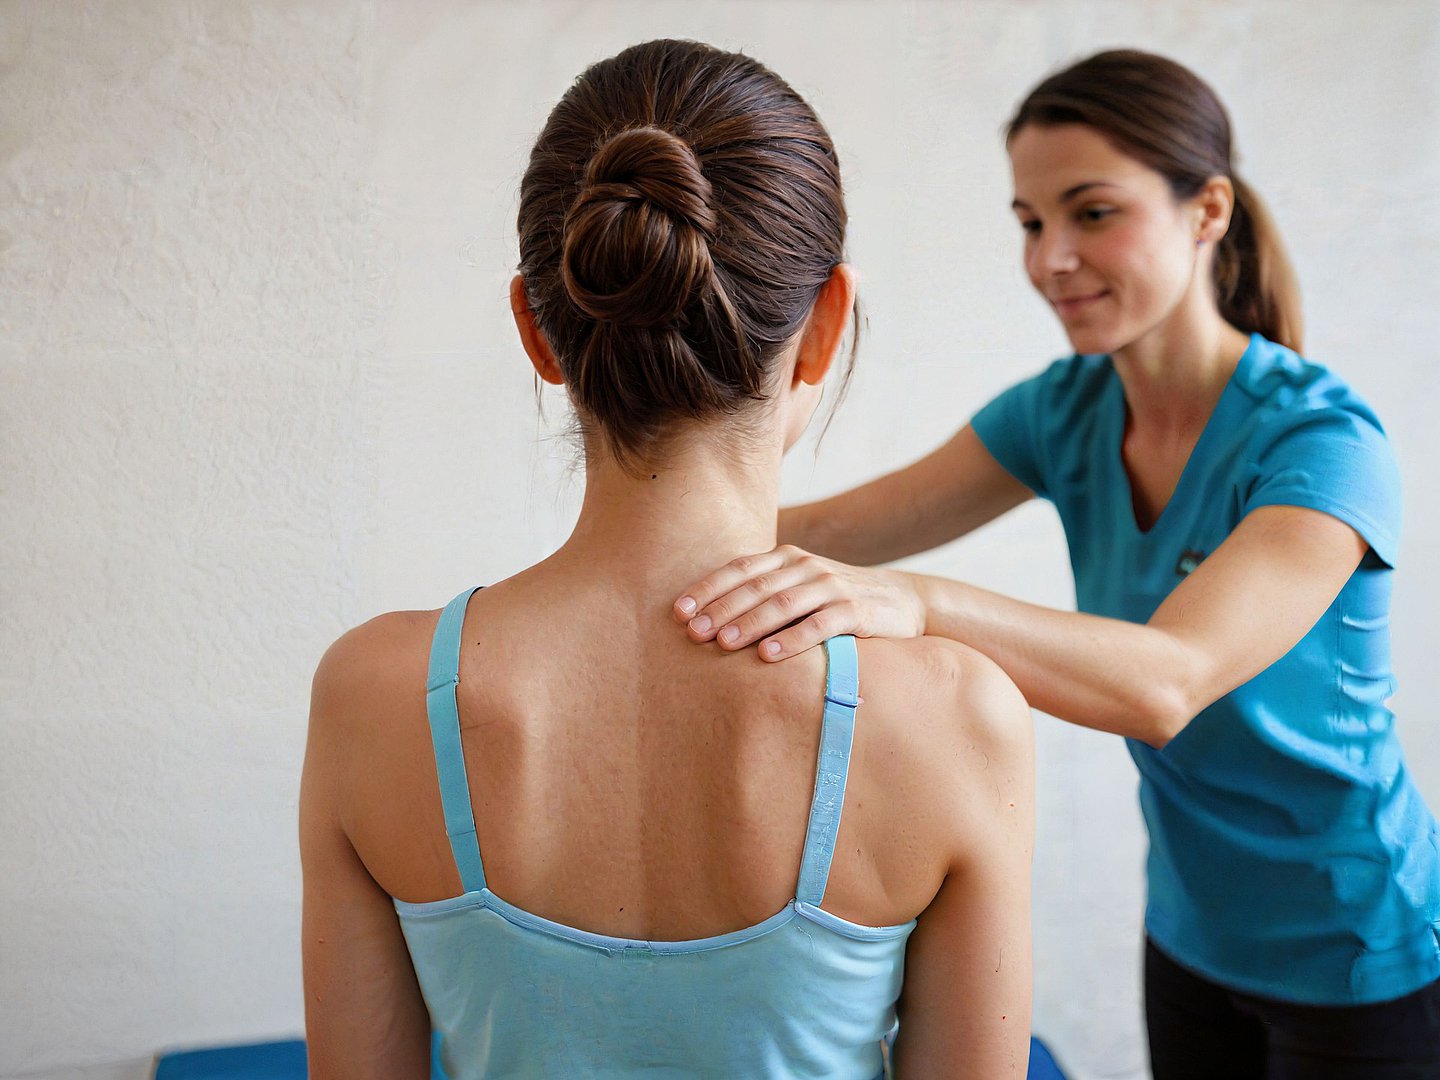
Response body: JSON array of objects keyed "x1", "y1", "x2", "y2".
[{"x1": 1146, "y1": 938, "x2": 1440, "y2": 1079}]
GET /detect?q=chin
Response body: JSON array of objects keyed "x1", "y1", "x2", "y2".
[{"x1": 1061, "y1": 324, "x2": 1124, "y2": 357}]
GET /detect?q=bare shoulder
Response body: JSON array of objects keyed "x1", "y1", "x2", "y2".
[
  {"x1": 853, "y1": 636, "x2": 1033, "y2": 835},
  {"x1": 309, "y1": 609, "x2": 438, "y2": 737},
  {"x1": 857, "y1": 636, "x2": 1030, "y2": 754}
]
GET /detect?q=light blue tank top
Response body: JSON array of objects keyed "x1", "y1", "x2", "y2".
[{"x1": 396, "y1": 587, "x2": 915, "y2": 1079}]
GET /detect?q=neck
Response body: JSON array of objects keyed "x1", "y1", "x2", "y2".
[
  {"x1": 551, "y1": 427, "x2": 784, "y2": 599},
  {"x1": 1111, "y1": 292, "x2": 1251, "y2": 432}
]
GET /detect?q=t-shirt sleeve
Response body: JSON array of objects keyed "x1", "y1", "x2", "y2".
[
  {"x1": 1241, "y1": 404, "x2": 1401, "y2": 567},
  {"x1": 970, "y1": 369, "x2": 1051, "y2": 499}
]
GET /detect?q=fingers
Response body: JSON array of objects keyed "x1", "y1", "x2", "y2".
[
  {"x1": 672, "y1": 546, "x2": 809, "y2": 624},
  {"x1": 670, "y1": 546, "x2": 865, "y2": 664},
  {"x1": 757, "y1": 603, "x2": 861, "y2": 662},
  {"x1": 684, "y1": 565, "x2": 830, "y2": 644},
  {"x1": 696, "y1": 587, "x2": 852, "y2": 656}
]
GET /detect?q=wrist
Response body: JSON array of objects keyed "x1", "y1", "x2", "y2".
[{"x1": 899, "y1": 571, "x2": 933, "y2": 636}]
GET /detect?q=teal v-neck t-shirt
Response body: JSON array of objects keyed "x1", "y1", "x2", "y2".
[{"x1": 972, "y1": 332, "x2": 1440, "y2": 1005}]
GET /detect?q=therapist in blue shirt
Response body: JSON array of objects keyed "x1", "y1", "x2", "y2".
[{"x1": 669, "y1": 49, "x2": 1440, "y2": 1077}]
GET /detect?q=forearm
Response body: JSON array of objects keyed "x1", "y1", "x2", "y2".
[
  {"x1": 779, "y1": 427, "x2": 1034, "y2": 566},
  {"x1": 910, "y1": 574, "x2": 1201, "y2": 746},
  {"x1": 779, "y1": 497, "x2": 896, "y2": 565},
  {"x1": 779, "y1": 478, "x2": 984, "y2": 567}
]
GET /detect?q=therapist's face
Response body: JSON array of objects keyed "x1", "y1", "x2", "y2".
[{"x1": 1009, "y1": 123, "x2": 1205, "y2": 356}]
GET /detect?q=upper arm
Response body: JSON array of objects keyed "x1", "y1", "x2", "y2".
[
  {"x1": 892, "y1": 648, "x2": 1034, "y2": 1078},
  {"x1": 1146, "y1": 503, "x2": 1369, "y2": 739},
  {"x1": 785, "y1": 424, "x2": 1033, "y2": 566},
  {"x1": 301, "y1": 632, "x2": 431, "y2": 1080},
  {"x1": 1139, "y1": 394, "x2": 1397, "y2": 741}
]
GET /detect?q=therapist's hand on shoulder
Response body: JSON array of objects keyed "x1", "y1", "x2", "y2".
[{"x1": 672, "y1": 547, "x2": 925, "y2": 660}]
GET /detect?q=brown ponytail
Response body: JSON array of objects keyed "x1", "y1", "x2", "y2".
[
  {"x1": 1218, "y1": 176, "x2": 1303, "y2": 354},
  {"x1": 1006, "y1": 49, "x2": 1304, "y2": 353},
  {"x1": 517, "y1": 40, "x2": 853, "y2": 469}
]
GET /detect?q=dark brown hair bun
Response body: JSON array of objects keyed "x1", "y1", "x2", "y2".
[
  {"x1": 517, "y1": 40, "x2": 853, "y2": 469},
  {"x1": 561, "y1": 125, "x2": 718, "y2": 329}
]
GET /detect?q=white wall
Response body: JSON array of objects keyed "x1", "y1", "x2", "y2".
[{"x1": 3, "y1": 2, "x2": 1437, "y2": 1078}]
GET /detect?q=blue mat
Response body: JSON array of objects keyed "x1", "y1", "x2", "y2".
[
  {"x1": 154, "y1": 1033, "x2": 1059, "y2": 1078},
  {"x1": 153, "y1": 1034, "x2": 451, "y2": 1079},
  {"x1": 1029, "y1": 1034, "x2": 1068, "y2": 1079},
  {"x1": 153, "y1": 1040, "x2": 307, "y2": 1080}
]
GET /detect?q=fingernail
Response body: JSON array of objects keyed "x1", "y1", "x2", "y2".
[
  {"x1": 690, "y1": 615, "x2": 712, "y2": 634},
  {"x1": 676, "y1": 596, "x2": 697, "y2": 616},
  {"x1": 762, "y1": 641, "x2": 782, "y2": 659},
  {"x1": 719, "y1": 626, "x2": 739, "y2": 646}
]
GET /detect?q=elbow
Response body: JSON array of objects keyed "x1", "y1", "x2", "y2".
[
  {"x1": 1126, "y1": 638, "x2": 1215, "y2": 749},
  {"x1": 1133, "y1": 682, "x2": 1198, "y2": 750}
]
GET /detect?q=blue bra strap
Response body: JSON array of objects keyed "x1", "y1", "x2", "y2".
[
  {"x1": 796, "y1": 635, "x2": 860, "y2": 906},
  {"x1": 424, "y1": 587, "x2": 487, "y2": 893}
]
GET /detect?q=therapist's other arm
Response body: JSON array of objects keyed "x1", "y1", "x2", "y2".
[{"x1": 779, "y1": 424, "x2": 1034, "y2": 565}]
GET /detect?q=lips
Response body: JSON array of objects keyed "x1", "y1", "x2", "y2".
[{"x1": 1052, "y1": 291, "x2": 1108, "y2": 317}]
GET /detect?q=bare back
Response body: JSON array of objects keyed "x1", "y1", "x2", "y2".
[
  {"x1": 307, "y1": 555, "x2": 1034, "y2": 1076},
  {"x1": 332, "y1": 563, "x2": 1017, "y2": 941}
]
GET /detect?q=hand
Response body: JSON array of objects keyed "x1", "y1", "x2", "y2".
[{"x1": 671, "y1": 545, "x2": 927, "y2": 661}]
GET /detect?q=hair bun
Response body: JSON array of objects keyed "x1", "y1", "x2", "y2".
[{"x1": 561, "y1": 126, "x2": 718, "y2": 328}]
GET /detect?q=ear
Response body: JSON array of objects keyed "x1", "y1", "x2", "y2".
[
  {"x1": 1194, "y1": 176, "x2": 1236, "y2": 246},
  {"x1": 510, "y1": 275, "x2": 565, "y2": 386},
  {"x1": 792, "y1": 263, "x2": 857, "y2": 389}
]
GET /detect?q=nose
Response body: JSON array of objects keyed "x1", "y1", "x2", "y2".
[{"x1": 1028, "y1": 225, "x2": 1080, "y2": 281}]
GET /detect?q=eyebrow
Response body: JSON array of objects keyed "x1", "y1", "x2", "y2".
[{"x1": 1011, "y1": 181, "x2": 1123, "y2": 211}]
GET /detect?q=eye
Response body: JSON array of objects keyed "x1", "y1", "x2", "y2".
[
  {"x1": 1078, "y1": 206, "x2": 1116, "y2": 225},
  {"x1": 1017, "y1": 218, "x2": 1041, "y2": 235}
]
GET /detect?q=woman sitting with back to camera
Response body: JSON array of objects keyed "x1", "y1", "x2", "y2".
[{"x1": 300, "y1": 39, "x2": 1033, "y2": 1080}]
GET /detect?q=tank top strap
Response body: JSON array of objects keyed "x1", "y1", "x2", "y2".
[
  {"x1": 795, "y1": 634, "x2": 860, "y2": 906},
  {"x1": 424, "y1": 587, "x2": 487, "y2": 893}
]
